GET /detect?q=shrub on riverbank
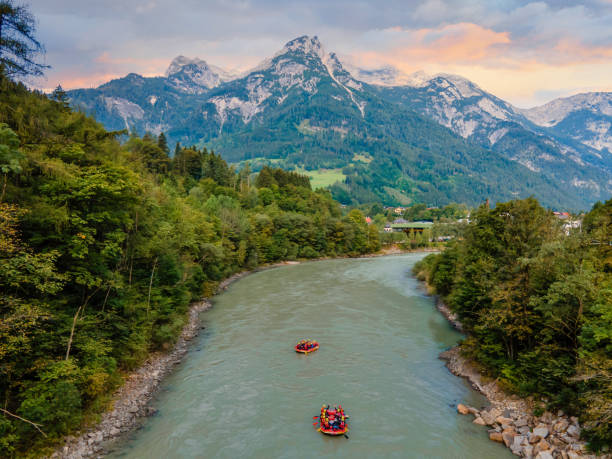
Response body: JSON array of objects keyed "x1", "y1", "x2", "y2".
[
  {"x1": 0, "y1": 76, "x2": 380, "y2": 456},
  {"x1": 413, "y1": 197, "x2": 612, "y2": 451}
]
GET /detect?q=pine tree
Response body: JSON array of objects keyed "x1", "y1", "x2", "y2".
[
  {"x1": 157, "y1": 132, "x2": 169, "y2": 154},
  {"x1": 0, "y1": 0, "x2": 48, "y2": 77},
  {"x1": 51, "y1": 84, "x2": 69, "y2": 110}
]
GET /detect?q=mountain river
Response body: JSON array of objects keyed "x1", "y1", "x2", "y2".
[{"x1": 109, "y1": 254, "x2": 512, "y2": 458}]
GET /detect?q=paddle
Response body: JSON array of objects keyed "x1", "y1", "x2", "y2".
[{"x1": 344, "y1": 434, "x2": 349, "y2": 439}]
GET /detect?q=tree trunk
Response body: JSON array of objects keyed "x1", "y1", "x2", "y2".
[
  {"x1": 0, "y1": 173, "x2": 7, "y2": 202},
  {"x1": 65, "y1": 304, "x2": 83, "y2": 360},
  {"x1": 146, "y1": 257, "x2": 158, "y2": 317},
  {"x1": 0, "y1": 408, "x2": 47, "y2": 437},
  {"x1": 65, "y1": 289, "x2": 99, "y2": 360}
]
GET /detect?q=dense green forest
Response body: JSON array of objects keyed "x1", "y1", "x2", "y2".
[
  {"x1": 413, "y1": 198, "x2": 612, "y2": 450},
  {"x1": 0, "y1": 75, "x2": 380, "y2": 456}
]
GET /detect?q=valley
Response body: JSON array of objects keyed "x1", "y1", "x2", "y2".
[{"x1": 66, "y1": 35, "x2": 612, "y2": 210}]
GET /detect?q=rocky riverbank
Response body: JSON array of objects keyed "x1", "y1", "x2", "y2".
[
  {"x1": 50, "y1": 260, "x2": 304, "y2": 459},
  {"x1": 441, "y1": 343, "x2": 609, "y2": 458},
  {"x1": 50, "y1": 252, "x2": 431, "y2": 458},
  {"x1": 50, "y1": 300, "x2": 212, "y2": 459}
]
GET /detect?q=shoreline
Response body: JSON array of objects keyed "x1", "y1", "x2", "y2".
[
  {"x1": 52, "y1": 249, "x2": 426, "y2": 458},
  {"x1": 431, "y1": 295, "x2": 608, "y2": 458},
  {"x1": 50, "y1": 259, "x2": 307, "y2": 459}
]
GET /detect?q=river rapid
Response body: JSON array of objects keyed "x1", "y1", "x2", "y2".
[{"x1": 109, "y1": 254, "x2": 512, "y2": 458}]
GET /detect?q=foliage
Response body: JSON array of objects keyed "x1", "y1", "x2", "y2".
[
  {"x1": 413, "y1": 197, "x2": 612, "y2": 450},
  {"x1": 63, "y1": 50, "x2": 604, "y2": 211},
  {"x1": 0, "y1": 75, "x2": 379, "y2": 456},
  {"x1": 0, "y1": 0, "x2": 48, "y2": 78}
]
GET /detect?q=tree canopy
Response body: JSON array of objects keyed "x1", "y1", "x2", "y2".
[
  {"x1": 414, "y1": 197, "x2": 612, "y2": 451},
  {"x1": 0, "y1": 74, "x2": 380, "y2": 456}
]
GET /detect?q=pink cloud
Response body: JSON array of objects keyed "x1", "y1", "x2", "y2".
[{"x1": 355, "y1": 23, "x2": 510, "y2": 67}]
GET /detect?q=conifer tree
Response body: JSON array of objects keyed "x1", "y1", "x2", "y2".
[
  {"x1": 0, "y1": 0, "x2": 48, "y2": 77},
  {"x1": 157, "y1": 132, "x2": 169, "y2": 154},
  {"x1": 51, "y1": 84, "x2": 69, "y2": 110}
]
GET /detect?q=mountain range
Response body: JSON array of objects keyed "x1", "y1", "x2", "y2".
[{"x1": 66, "y1": 35, "x2": 612, "y2": 209}]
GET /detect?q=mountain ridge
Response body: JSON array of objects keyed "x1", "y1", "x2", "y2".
[{"x1": 65, "y1": 35, "x2": 612, "y2": 209}]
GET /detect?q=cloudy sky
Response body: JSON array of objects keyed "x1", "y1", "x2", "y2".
[{"x1": 28, "y1": 0, "x2": 612, "y2": 107}]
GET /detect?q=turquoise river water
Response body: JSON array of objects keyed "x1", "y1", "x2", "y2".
[{"x1": 109, "y1": 254, "x2": 512, "y2": 458}]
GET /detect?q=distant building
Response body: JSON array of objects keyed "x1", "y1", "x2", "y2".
[
  {"x1": 563, "y1": 219, "x2": 582, "y2": 235},
  {"x1": 553, "y1": 211, "x2": 571, "y2": 220},
  {"x1": 390, "y1": 221, "x2": 434, "y2": 233},
  {"x1": 384, "y1": 224, "x2": 393, "y2": 233},
  {"x1": 394, "y1": 207, "x2": 406, "y2": 214},
  {"x1": 365, "y1": 216, "x2": 372, "y2": 224}
]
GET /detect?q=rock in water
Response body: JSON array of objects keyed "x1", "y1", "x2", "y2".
[
  {"x1": 457, "y1": 403, "x2": 470, "y2": 415},
  {"x1": 473, "y1": 417, "x2": 486, "y2": 426},
  {"x1": 502, "y1": 431, "x2": 516, "y2": 448}
]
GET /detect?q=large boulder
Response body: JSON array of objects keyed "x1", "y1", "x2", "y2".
[
  {"x1": 534, "y1": 439, "x2": 550, "y2": 454},
  {"x1": 553, "y1": 419, "x2": 569, "y2": 433},
  {"x1": 529, "y1": 434, "x2": 542, "y2": 444},
  {"x1": 514, "y1": 418, "x2": 529, "y2": 428},
  {"x1": 502, "y1": 431, "x2": 516, "y2": 448},
  {"x1": 511, "y1": 435, "x2": 527, "y2": 455},
  {"x1": 457, "y1": 403, "x2": 470, "y2": 415},
  {"x1": 533, "y1": 425, "x2": 550, "y2": 439},
  {"x1": 522, "y1": 444, "x2": 534, "y2": 458},
  {"x1": 566, "y1": 424, "x2": 581, "y2": 438},
  {"x1": 473, "y1": 417, "x2": 486, "y2": 426},
  {"x1": 535, "y1": 452, "x2": 554, "y2": 459},
  {"x1": 496, "y1": 416, "x2": 514, "y2": 425},
  {"x1": 489, "y1": 431, "x2": 504, "y2": 443},
  {"x1": 481, "y1": 410, "x2": 497, "y2": 425}
]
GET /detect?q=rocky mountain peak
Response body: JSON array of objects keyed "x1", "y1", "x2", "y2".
[
  {"x1": 521, "y1": 92, "x2": 612, "y2": 127},
  {"x1": 165, "y1": 55, "x2": 237, "y2": 93},
  {"x1": 281, "y1": 35, "x2": 325, "y2": 59}
]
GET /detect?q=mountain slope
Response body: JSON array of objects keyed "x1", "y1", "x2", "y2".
[
  {"x1": 521, "y1": 92, "x2": 612, "y2": 153},
  {"x1": 66, "y1": 36, "x2": 612, "y2": 209}
]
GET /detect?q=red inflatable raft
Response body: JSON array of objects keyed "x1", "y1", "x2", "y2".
[
  {"x1": 314, "y1": 407, "x2": 348, "y2": 436},
  {"x1": 295, "y1": 340, "x2": 319, "y2": 354},
  {"x1": 319, "y1": 424, "x2": 348, "y2": 436}
]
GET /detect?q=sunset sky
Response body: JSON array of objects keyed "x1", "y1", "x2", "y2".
[{"x1": 28, "y1": 0, "x2": 612, "y2": 108}]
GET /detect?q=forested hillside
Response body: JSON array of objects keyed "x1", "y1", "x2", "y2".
[
  {"x1": 413, "y1": 198, "x2": 612, "y2": 450},
  {"x1": 0, "y1": 75, "x2": 379, "y2": 456},
  {"x1": 66, "y1": 36, "x2": 612, "y2": 210}
]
